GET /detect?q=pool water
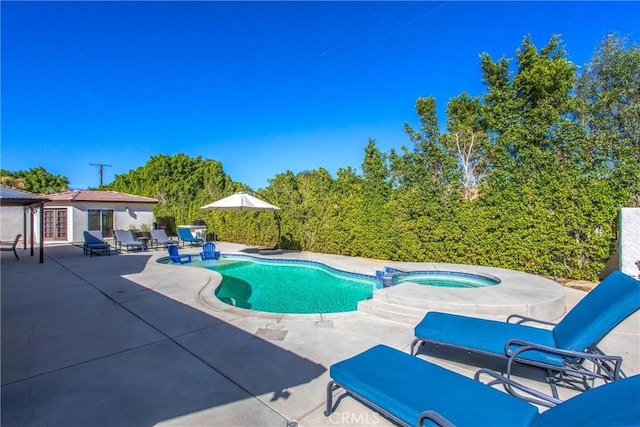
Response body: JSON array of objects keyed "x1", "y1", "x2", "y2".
[
  {"x1": 391, "y1": 271, "x2": 499, "y2": 288},
  {"x1": 206, "y1": 258, "x2": 378, "y2": 314}
]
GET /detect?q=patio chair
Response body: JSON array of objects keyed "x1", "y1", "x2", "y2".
[
  {"x1": 167, "y1": 245, "x2": 192, "y2": 264},
  {"x1": 150, "y1": 229, "x2": 178, "y2": 250},
  {"x1": 411, "y1": 270, "x2": 640, "y2": 403},
  {"x1": 0, "y1": 234, "x2": 22, "y2": 260},
  {"x1": 200, "y1": 241, "x2": 220, "y2": 260},
  {"x1": 177, "y1": 228, "x2": 204, "y2": 247},
  {"x1": 83, "y1": 231, "x2": 111, "y2": 257},
  {"x1": 324, "y1": 344, "x2": 640, "y2": 427},
  {"x1": 113, "y1": 230, "x2": 145, "y2": 252}
]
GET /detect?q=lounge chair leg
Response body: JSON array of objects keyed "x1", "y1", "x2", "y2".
[
  {"x1": 547, "y1": 369, "x2": 560, "y2": 399},
  {"x1": 13, "y1": 249, "x2": 19, "y2": 260},
  {"x1": 324, "y1": 381, "x2": 341, "y2": 416},
  {"x1": 410, "y1": 338, "x2": 424, "y2": 356}
]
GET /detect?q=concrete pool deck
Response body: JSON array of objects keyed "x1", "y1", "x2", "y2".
[{"x1": 2, "y1": 242, "x2": 639, "y2": 426}]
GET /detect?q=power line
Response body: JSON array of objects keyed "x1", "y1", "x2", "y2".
[{"x1": 90, "y1": 163, "x2": 112, "y2": 187}]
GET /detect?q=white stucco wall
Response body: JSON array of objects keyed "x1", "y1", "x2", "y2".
[
  {"x1": 620, "y1": 208, "x2": 640, "y2": 279},
  {"x1": 0, "y1": 206, "x2": 26, "y2": 242},
  {"x1": 46, "y1": 202, "x2": 156, "y2": 243},
  {"x1": 113, "y1": 203, "x2": 156, "y2": 232}
]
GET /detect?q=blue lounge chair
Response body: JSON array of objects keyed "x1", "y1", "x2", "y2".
[
  {"x1": 411, "y1": 270, "x2": 640, "y2": 402},
  {"x1": 83, "y1": 231, "x2": 110, "y2": 257},
  {"x1": 325, "y1": 344, "x2": 640, "y2": 427},
  {"x1": 113, "y1": 230, "x2": 145, "y2": 252},
  {"x1": 177, "y1": 228, "x2": 204, "y2": 247},
  {"x1": 200, "y1": 242, "x2": 220, "y2": 260},
  {"x1": 167, "y1": 245, "x2": 192, "y2": 264}
]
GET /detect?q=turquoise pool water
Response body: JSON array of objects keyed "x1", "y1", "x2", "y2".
[
  {"x1": 391, "y1": 271, "x2": 499, "y2": 288},
  {"x1": 205, "y1": 257, "x2": 378, "y2": 314}
]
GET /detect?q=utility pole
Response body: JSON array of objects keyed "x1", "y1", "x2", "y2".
[{"x1": 90, "y1": 163, "x2": 112, "y2": 187}]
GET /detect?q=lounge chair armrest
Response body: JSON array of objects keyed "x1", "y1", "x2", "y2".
[
  {"x1": 504, "y1": 339, "x2": 624, "y2": 383},
  {"x1": 506, "y1": 314, "x2": 557, "y2": 326},
  {"x1": 474, "y1": 368, "x2": 562, "y2": 407},
  {"x1": 417, "y1": 410, "x2": 455, "y2": 427},
  {"x1": 505, "y1": 339, "x2": 622, "y2": 363}
]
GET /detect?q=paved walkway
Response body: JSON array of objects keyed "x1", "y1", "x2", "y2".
[{"x1": 2, "y1": 243, "x2": 638, "y2": 426}]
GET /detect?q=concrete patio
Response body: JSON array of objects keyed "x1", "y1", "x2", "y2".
[{"x1": 2, "y1": 243, "x2": 638, "y2": 426}]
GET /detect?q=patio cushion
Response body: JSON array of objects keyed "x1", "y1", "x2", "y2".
[
  {"x1": 415, "y1": 312, "x2": 562, "y2": 366},
  {"x1": 552, "y1": 270, "x2": 640, "y2": 352},
  {"x1": 532, "y1": 374, "x2": 640, "y2": 427},
  {"x1": 330, "y1": 345, "x2": 538, "y2": 426}
]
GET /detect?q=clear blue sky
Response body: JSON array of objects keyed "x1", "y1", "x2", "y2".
[{"x1": 2, "y1": 1, "x2": 638, "y2": 191}]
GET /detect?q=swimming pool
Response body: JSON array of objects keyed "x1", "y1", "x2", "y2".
[
  {"x1": 203, "y1": 257, "x2": 379, "y2": 314},
  {"x1": 390, "y1": 271, "x2": 500, "y2": 288}
]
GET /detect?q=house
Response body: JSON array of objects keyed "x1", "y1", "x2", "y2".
[
  {"x1": 44, "y1": 190, "x2": 159, "y2": 242},
  {"x1": 1, "y1": 186, "x2": 159, "y2": 244}
]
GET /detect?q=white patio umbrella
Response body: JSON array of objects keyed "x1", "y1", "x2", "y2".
[
  {"x1": 200, "y1": 192, "x2": 280, "y2": 212},
  {"x1": 201, "y1": 192, "x2": 281, "y2": 248}
]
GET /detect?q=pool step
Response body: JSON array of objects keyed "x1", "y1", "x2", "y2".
[
  {"x1": 360, "y1": 283, "x2": 524, "y2": 323},
  {"x1": 357, "y1": 299, "x2": 425, "y2": 324}
]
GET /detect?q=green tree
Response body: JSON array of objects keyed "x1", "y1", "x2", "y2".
[
  {"x1": 482, "y1": 35, "x2": 577, "y2": 177},
  {"x1": 358, "y1": 139, "x2": 395, "y2": 257},
  {"x1": 443, "y1": 92, "x2": 489, "y2": 200},
  {"x1": 392, "y1": 97, "x2": 459, "y2": 197},
  {"x1": 0, "y1": 167, "x2": 69, "y2": 193},
  {"x1": 478, "y1": 34, "x2": 626, "y2": 279},
  {"x1": 329, "y1": 166, "x2": 365, "y2": 256},
  {"x1": 106, "y1": 154, "x2": 236, "y2": 238},
  {"x1": 575, "y1": 34, "x2": 640, "y2": 206}
]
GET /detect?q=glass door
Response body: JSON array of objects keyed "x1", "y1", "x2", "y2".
[
  {"x1": 43, "y1": 209, "x2": 67, "y2": 240},
  {"x1": 101, "y1": 210, "x2": 114, "y2": 238}
]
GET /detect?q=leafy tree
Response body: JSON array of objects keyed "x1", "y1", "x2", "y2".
[
  {"x1": 359, "y1": 139, "x2": 395, "y2": 257},
  {"x1": 0, "y1": 167, "x2": 69, "y2": 193},
  {"x1": 106, "y1": 154, "x2": 237, "y2": 238},
  {"x1": 575, "y1": 34, "x2": 640, "y2": 206},
  {"x1": 481, "y1": 35, "x2": 577, "y2": 177},
  {"x1": 442, "y1": 92, "x2": 489, "y2": 200},
  {"x1": 477, "y1": 34, "x2": 633, "y2": 279},
  {"x1": 329, "y1": 166, "x2": 365, "y2": 256},
  {"x1": 392, "y1": 97, "x2": 459, "y2": 197}
]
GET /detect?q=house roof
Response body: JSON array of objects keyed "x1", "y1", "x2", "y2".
[
  {"x1": 46, "y1": 190, "x2": 159, "y2": 204},
  {"x1": 0, "y1": 185, "x2": 49, "y2": 206}
]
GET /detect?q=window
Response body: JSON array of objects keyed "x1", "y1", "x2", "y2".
[{"x1": 88, "y1": 209, "x2": 114, "y2": 238}]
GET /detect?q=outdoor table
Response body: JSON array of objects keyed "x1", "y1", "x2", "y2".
[{"x1": 136, "y1": 236, "x2": 149, "y2": 250}]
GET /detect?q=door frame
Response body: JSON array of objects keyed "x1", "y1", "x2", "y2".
[{"x1": 43, "y1": 208, "x2": 68, "y2": 241}]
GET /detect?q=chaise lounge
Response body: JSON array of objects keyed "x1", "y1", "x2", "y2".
[
  {"x1": 325, "y1": 344, "x2": 640, "y2": 427},
  {"x1": 113, "y1": 230, "x2": 145, "y2": 252},
  {"x1": 177, "y1": 228, "x2": 204, "y2": 247},
  {"x1": 411, "y1": 270, "x2": 640, "y2": 403},
  {"x1": 83, "y1": 231, "x2": 111, "y2": 257},
  {"x1": 150, "y1": 229, "x2": 179, "y2": 250}
]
